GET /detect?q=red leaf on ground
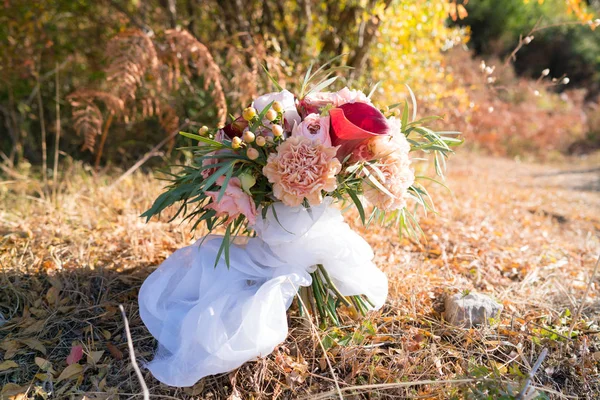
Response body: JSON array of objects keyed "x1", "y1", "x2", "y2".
[{"x1": 66, "y1": 344, "x2": 83, "y2": 365}]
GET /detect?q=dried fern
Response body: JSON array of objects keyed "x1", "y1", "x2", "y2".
[
  {"x1": 67, "y1": 90, "x2": 124, "y2": 151},
  {"x1": 70, "y1": 100, "x2": 103, "y2": 152},
  {"x1": 161, "y1": 28, "x2": 227, "y2": 126},
  {"x1": 106, "y1": 29, "x2": 159, "y2": 101},
  {"x1": 69, "y1": 28, "x2": 226, "y2": 161}
]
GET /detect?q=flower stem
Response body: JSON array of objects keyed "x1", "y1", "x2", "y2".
[{"x1": 317, "y1": 264, "x2": 352, "y2": 307}]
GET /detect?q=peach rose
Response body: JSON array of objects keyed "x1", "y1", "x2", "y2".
[
  {"x1": 205, "y1": 177, "x2": 258, "y2": 225},
  {"x1": 291, "y1": 113, "x2": 332, "y2": 146},
  {"x1": 263, "y1": 136, "x2": 341, "y2": 207}
]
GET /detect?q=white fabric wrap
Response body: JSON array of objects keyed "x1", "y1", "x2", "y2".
[{"x1": 138, "y1": 201, "x2": 388, "y2": 387}]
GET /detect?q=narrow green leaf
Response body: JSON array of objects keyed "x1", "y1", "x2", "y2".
[
  {"x1": 401, "y1": 99, "x2": 409, "y2": 130},
  {"x1": 306, "y1": 76, "x2": 338, "y2": 96},
  {"x1": 347, "y1": 188, "x2": 366, "y2": 225},
  {"x1": 405, "y1": 84, "x2": 417, "y2": 122},
  {"x1": 261, "y1": 64, "x2": 283, "y2": 91}
]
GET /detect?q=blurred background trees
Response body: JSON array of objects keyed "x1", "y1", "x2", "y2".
[{"x1": 0, "y1": 0, "x2": 598, "y2": 171}]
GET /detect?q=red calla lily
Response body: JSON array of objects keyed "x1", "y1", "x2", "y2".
[
  {"x1": 329, "y1": 102, "x2": 390, "y2": 159},
  {"x1": 222, "y1": 116, "x2": 248, "y2": 138}
]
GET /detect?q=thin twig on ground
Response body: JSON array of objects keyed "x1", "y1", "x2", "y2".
[
  {"x1": 517, "y1": 347, "x2": 548, "y2": 400},
  {"x1": 294, "y1": 285, "x2": 344, "y2": 400},
  {"x1": 119, "y1": 304, "x2": 150, "y2": 400}
]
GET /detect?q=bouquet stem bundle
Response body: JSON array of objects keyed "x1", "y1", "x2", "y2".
[{"x1": 298, "y1": 264, "x2": 374, "y2": 327}]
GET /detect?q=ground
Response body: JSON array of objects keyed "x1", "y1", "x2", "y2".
[{"x1": 0, "y1": 152, "x2": 599, "y2": 399}]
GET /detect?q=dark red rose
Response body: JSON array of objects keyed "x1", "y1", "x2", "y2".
[{"x1": 329, "y1": 102, "x2": 390, "y2": 159}]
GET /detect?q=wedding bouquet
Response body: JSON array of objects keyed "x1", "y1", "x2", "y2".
[{"x1": 139, "y1": 65, "x2": 460, "y2": 387}]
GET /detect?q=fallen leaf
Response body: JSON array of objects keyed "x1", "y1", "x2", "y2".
[
  {"x1": 57, "y1": 306, "x2": 76, "y2": 314},
  {"x1": 101, "y1": 330, "x2": 111, "y2": 340},
  {"x1": 106, "y1": 342, "x2": 123, "y2": 360},
  {"x1": 34, "y1": 372, "x2": 53, "y2": 381},
  {"x1": 0, "y1": 383, "x2": 28, "y2": 398},
  {"x1": 87, "y1": 350, "x2": 105, "y2": 365},
  {"x1": 66, "y1": 345, "x2": 84, "y2": 365},
  {"x1": 20, "y1": 338, "x2": 47, "y2": 355},
  {"x1": 56, "y1": 363, "x2": 84, "y2": 382},
  {"x1": 22, "y1": 319, "x2": 45, "y2": 334},
  {"x1": 0, "y1": 360, "x2": 19, "y2": 371},
  {"x1": 29, "y1": 307, "x2": 47, "y2": 318},
  {"x1": 45, "y1": 286, "x2": 60, "y2": 306},
  {"x1": 0, "y1": 340, "x2": 21, "y2": 359},
  {"x1": 34, "y1": 357, "x2": 55, "y2": 373}
]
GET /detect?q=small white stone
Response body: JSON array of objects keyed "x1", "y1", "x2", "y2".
[{"x1": 445, "y1": 292, "x2": 503, "y2": 327}]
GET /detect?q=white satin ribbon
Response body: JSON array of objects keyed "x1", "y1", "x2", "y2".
[{"x1": 138, "y1": 200, "x2": 388, "y2": 387}]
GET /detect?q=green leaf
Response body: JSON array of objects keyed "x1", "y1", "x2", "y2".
[
  {"x1": 216, "y1": 163, "x2": 235, "y2": 203},
  {"x1": 202, "y1": 163, "x2": 233, "y2": 191},
  {"x1": 347, "y1": 187, "x2": 365, "y2": 225},
  {"x1": 401, "y1": 99, "x2": 409, "y2": 130},
  {"x1": 261, "y1": 64, "x2": 283, "y2": 91},
  {"x1": 270, "y1": 204, "x2": 294, "y2": 234},
  {"x1": 250, "y1": 100, "x2": 275, "y2": 132},
  {"x1": 214, "y1": 224, "x2": 232, "y2": 268},
  {"x1": 367, "y1": 81, "x2": 381, "y2": 99},
  {"x1": 306, "y1": 76, "x2": 338, "y2": 96},
  {"x1": 405, "y1": 84, "x2": 418, "y2": 122}
]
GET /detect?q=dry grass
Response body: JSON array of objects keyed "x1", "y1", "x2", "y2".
[{"x1": 1, "y1": 152, "x2": 599, "y2": 399}]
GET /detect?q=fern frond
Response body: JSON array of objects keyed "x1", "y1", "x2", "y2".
[
  {"x1": 161, "y1": 28, "x2": 227, "y2": 126},
  {"x1": 70, "y1": 100, "x2": 103, "y2": 152},
  {"x1": 106, "y1": 29, "x2": 159, "y2": 101}
]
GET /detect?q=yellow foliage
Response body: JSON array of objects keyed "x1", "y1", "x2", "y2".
[{"x1": 369, "y1": 0, "x2": 470, "y2": 110}]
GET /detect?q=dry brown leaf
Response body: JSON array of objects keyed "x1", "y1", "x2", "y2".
[
  {"x1": 106, "y1": 342, "x2": 123, "y2": 360},
  {"x1": 29, "y1": 307, "x2": 47, "y2": 318},
  {"x1": 34, "y1": 357, "x2": 53, "y2": 372},
  {"x1": 183, "y1": 380, "x2": 205, "y2": 396},
  {"x1": 86, "y1": 350, "x2": 105, "y2": 365},
  {"x1": 45, "y1": 286, "x2": 60, "y2": 306},
  {"x1": 0, "y1": 340, "x2": 21, "y2": 359},
  {"x1": 20, "y1": 338, "x2": 46, "y2": 355},
  {"x1": 0, "y1": 360, "x2": 19, "y2": 371},
  {"x1": 57, "y1": 306, "x2": 76, "y2": 314},
  {"x1": 22, "y1": 319, "x2": 45, "y2": 335},
  {"x1": 34, "y1": 372, "x2": 53, "y2": 381},
  {"x1": 0, "y1": 383, "x2": 28, "y2": 398},
  {"x1": 56, "y1": 363, "x2": 84, "y2": 382}
]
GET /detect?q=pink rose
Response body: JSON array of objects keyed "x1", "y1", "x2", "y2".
[
  {"x1": 329, "y1": 102, "x2": 390, "y2": 159},
  {"x1": 205, "y1": 177, "x2": 257, "y2": 225},
  {"x1": 291, "y1": 113, "x2": 332, "y2": 146}
]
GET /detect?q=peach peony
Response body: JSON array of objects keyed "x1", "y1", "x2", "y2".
[
  {"x1": 362, "y1": 153, "x2": 414, "y2": 211},
  {"x1": 205, "y1": 177, "x2": 258, "y2": 225},
  {"x1": 263, "y1": 136, "x2": 341, "y2": 207}
]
